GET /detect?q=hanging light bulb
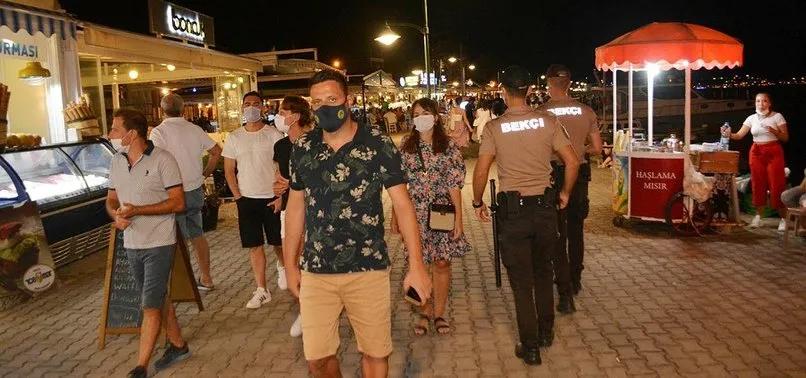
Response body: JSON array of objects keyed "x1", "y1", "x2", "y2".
[{"x1": 128, "y1": 69, "x2": 139, "y2": 80}]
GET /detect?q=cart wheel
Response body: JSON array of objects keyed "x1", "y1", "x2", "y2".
[{"x1": 665, "y1": 191, "x2": 713, "y2": 236}]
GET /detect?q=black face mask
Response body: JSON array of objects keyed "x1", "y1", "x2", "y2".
[{"x1": 314, "y1": 103, "x2": 349, "y2": 132}]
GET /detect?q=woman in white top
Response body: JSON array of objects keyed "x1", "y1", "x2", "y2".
[
  {"x1": 447, "y1": 97, "x2": 472, "y2": 148},
  {"x1": 472, "y1": 99, "x2": 494, "y2": 142},
  {"x1": 726, "y1": 92, "x2": 789, "y2": 229}
]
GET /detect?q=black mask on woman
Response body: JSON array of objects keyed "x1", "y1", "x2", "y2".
[{"x1": 314, "y1": 103, "x2": 349, "y2": 132}]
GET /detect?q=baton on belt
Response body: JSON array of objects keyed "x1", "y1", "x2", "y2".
[{"x1": 489, "y1": 179, "x2": 502, "y2": 288}]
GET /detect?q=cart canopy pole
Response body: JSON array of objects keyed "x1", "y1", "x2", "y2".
[
  {"x1": 647, "y1": 68, "x2": 654, "y2": 144},
  {"x1": 684, "y1": 66, "x2": 691, "y2": 148},
  {"x1": 628, "y1": 68, "x2": 633, "y2": 140},
  {"x1": 612, "y1": 70, "x2": 617, "y2": 145}
]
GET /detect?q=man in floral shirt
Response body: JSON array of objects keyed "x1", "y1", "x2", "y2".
[{"x1": 283, "y1": 69, "x2": 432, "y2": 378}]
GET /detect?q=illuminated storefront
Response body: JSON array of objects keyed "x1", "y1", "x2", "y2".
[
  {"x1": 76, "y1": 0, "x2": 260, "y2": 135},
  {"x1": 0, "y1": 1, "x2": 81, "y2": 145}
]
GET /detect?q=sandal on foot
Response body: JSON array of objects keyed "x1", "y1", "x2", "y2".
[
  {"x1": 413, "y1": 315, "x2": 429, "y2": 336},
  {"x1": 434, "y1": 317, "x2": 451, "y2": 335}
]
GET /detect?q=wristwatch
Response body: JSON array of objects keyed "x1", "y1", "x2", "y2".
[{"x1": 472, "y1": 200, "x2": 484, "y2": 208}]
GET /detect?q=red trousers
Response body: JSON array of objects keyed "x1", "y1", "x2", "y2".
[{"x1": 749, "y1": 142, "x2": 786, "y2": 209}]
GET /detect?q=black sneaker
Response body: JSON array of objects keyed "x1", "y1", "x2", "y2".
[
  {"x1": 572, "y1": 280, "x2": 582, "y2": 296},
  {"x1": 515, "y1": 343, "x2": 542, "y2": 365},
  {"x1": 154, "y1": 342, "x2": 190, "y2": 371},
  {"x1": 556, "y1": 294, "x2": 576, "y2": 314},
  {"x1": 127, "y1": 366, "x2": 147, "y2": 378},
  {"x1": 538, "y1": 323, "x2": 555, "y2": 347}
]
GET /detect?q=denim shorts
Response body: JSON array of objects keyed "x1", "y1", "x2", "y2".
[
  {"x1": 126, "y1": 245, "x2": 175, "y2": 309},
  {"x1": 176, "y1": 187, "x2": 205, "y2": 239}
]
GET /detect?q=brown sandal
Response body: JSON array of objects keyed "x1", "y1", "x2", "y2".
[
  {"x1": 413, "y1": 315, "x2": 429, "y2": 336},
  {"x1": 434, "y1": 317, "x2": 451, "y2": 335}
]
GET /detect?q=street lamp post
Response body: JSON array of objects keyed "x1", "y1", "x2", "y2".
[{"x1": 374, "y1": 0, "x2": 432, "y2": 97}]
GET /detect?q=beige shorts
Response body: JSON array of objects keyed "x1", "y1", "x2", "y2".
[{"x1": 300, "y1": 269, "x2": 392, "y2": 361}]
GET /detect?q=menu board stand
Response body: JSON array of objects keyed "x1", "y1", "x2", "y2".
[{"x1": 98, "y1": 225, "x2": 203, "y2": 349}]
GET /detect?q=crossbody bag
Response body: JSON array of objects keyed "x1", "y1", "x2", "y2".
[{"x1": 416, "y1": 142, "x2": 456, "y2": 232}]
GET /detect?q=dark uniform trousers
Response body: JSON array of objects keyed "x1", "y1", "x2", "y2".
[
  {"x1": 551, "y1": 162, "x2": 592, "y2": 293},
  {"x1": 499, "y1": 202, "x2": 558, "y2": 348}
]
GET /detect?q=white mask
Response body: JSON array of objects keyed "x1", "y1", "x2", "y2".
[
  {"x1": 413, "y1": 114, "x2": 435, "y2": 132},
  {"x1": 274, "y1": 114, "x2": 290, "y2": 134},
  {"x1": 243, "y1": 106, "x2": 262, "y2": 123},
  {"x1": 110, "y1": 138, "x2": 125, "y2": 152},
  {"x1": 756, "y1": 109, "x2": 770, "y2": 117}
]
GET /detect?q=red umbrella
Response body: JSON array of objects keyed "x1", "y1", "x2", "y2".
[
  {"x1": 594, "y1": 22, "x2": 744, "y2": 145},
  {"x1": 595, "y1": 22, "x2": 743, "y2": 71}
]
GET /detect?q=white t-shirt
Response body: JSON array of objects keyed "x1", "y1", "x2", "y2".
[
  {"x1": 744, "y1": 112, "x2": 786, "y2": 143},
  {"x1": 222, "y1": 125, "x2": 283, "y2": 198},
  {"x1": 150, "y1": 117, "x2": 217, "y2": 191}
]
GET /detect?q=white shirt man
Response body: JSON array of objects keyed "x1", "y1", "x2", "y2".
[
  {"x1": 151, "y1": 94, "x2": 222, "y2": 290},
  {"x1": 223, "y1": 91, "x2": 286, "y2": 309}
]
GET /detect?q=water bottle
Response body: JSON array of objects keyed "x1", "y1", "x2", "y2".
[{"x1": 719, "y1": 122, "x2": 731, "y2": 151}]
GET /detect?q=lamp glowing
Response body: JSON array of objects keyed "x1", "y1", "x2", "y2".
[
  {"x1": 646, "y1": 63, "x2": 660, "y2": 78},
  {"x1": 18, "y1": 61, "x2": 51, "y2": 85},
  {"x1": 166, "y1": 64, "x2": 176, "y2": 71},
  {"x1": 448, "y1": 57, "x2": 457, "y2": 63},
  {"x1": 128, "y1": 69, "x2": 139, "y2": 80},
  {"x1": 412, "y1": 69, "x2": 423, "y2": 75},
  {"x1": 468, "y1": 65, "x2": 476, "y2": 70},
  {"x1": 374, "y1": 26, "x2": 401, "y2": 46},
  {"x1": 161, "y1": 88, "x2": 169, "y2": 95}
]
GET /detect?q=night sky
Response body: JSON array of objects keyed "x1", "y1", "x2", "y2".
[{"x1": 60, "y1": 0, "x2": 806, "y2": 82}]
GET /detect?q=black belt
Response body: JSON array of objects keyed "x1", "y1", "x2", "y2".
[{"x1": 519, "y1": 194, "x2": 554, "y2": 208}]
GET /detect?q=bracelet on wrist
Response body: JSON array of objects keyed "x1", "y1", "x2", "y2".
[{"x1": 472, "y1": 201, "x2": 484, "y2": 208}]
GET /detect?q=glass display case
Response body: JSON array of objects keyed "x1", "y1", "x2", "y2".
[{"x1": 0, "y1": 141, "x2": 115, "y2": 267}]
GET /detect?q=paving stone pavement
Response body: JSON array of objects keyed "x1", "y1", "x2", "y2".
[{"x1": 1, "y1": 159, "x2": 805, "y2": 378}]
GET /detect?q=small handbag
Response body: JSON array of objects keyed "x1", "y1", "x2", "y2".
[{"x1": 416, "y1": 142, "x2": 455, "y2": 232}]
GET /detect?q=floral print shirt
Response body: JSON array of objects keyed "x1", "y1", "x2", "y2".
[{"x1": 289, "y1": 124, "x2": 407, "y2": 274}]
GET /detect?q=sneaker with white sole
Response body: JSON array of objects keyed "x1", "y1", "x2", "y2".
[
  {"x1": 290, "y1": 313, "x2": 303, "y2": 337},
  {"x1": 277, "y1": 263, "x2": 288, "y2": 291},
  {"x1": 778, "y1": 218, "x2": 787, "y2": 232},
  {"x1": 750, "y1": 215, "x2": 762, "y2": 228},
  {"x1": 246, "y1": 287, "x2": 271, "y2": 309}
]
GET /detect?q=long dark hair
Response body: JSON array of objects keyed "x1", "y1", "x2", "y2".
[{"x1": 401, "y1": 98, "x2": 449, "y2": 155}]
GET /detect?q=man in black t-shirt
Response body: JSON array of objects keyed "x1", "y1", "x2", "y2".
[{"x1": 271, "y1": 95, "x2": 314, "y2": 338}]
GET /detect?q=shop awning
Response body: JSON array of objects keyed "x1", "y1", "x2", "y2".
[
  {"x1": 363, "y1": 70, "x2": 397, "y2": 88},
  {"x1": 78, "y1": 23, "x2": 262, "y2": 73},
  {"x1": 0, "y1": 0, "x2": 77, "y2": 40},
  {"x1": 595, "y1": 22, "x2": 743, "y2": 71}
]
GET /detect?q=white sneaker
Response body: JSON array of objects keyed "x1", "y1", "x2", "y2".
[
  {"x1": 290, "y1": 313, "x2": 303, "y2": 337},
  {"x1": 778, "y1": 218, "x2": 787, "y2": 232},
  {"x1": 277, "y1": 263, "x2": 288, "y2": 290},
  {"x1": 750, "y1": 215, "x2": 762, "y2": 228},
  {"x1": 246, "y1": 287, "x2": 271, "y2": 309}
]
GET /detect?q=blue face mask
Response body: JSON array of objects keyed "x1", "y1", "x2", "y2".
[{"x1": 314, "y1": 103, "x2": 349, "y2": 132}]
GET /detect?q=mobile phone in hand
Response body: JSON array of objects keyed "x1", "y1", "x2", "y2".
[{"x1": 404, "y1": 286, "x2": 423, "y2": 306}]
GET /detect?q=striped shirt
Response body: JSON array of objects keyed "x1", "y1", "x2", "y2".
[{"x1": 109, "y1": 142, "x2": 183, "y2": 249}]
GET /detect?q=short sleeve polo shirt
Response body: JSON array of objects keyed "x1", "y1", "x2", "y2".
[
  {"x1": 289, "y1": 124, "x2": 407, "y2": 274},
  {"x1": 109, "y1": 141, "x2": 183, "y2": 249}
]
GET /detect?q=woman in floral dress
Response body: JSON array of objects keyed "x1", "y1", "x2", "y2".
[
  {"x1": 391, "y1": 97, "x2": 471, "y2": 335},
  {"x1": 447, "y1": 97, "x2": 472, "y2": 148}
]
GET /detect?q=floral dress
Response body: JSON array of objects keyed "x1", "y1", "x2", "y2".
[{"x1": 400, "y1": 138, "x2": 471, "y2": 263}]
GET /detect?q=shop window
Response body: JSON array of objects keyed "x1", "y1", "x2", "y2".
[
  {"x1": 0, "y1": 165, "x2": 19, "y2": 200},
  {"x1": 0, "y1": 25, "x2": 65, "y2": 145}
]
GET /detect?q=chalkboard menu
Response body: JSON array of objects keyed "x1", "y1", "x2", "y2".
[
  {"x1": 98, "y1": 226, "x2": 203, "y2": 349},
  {"x1": 104, "y1": 229, "x2": 143, "y2": 329}
]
